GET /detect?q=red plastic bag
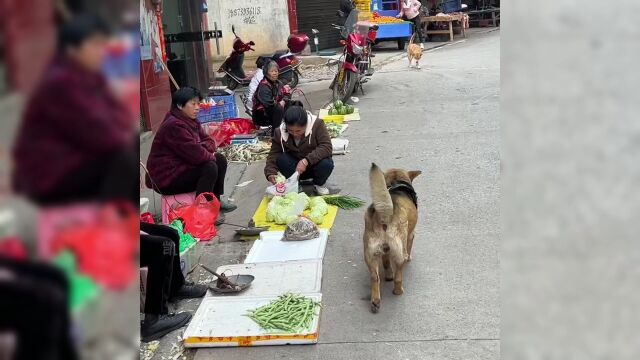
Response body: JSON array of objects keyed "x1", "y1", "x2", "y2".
[
  {"x1": 168, "y1": 192, "x2": 220, "y2": 241},
  {"x1": 202, "y1": 118, "x2": 256, "y2": 148},
  {"x1": 0, "y1": 237, "x2": 27, "y2": 260},
  {"x1": 140, "y1": 212, "x2": 155, "y2": 224},
  {"x1": 50, "y1": 203, "x2": 138, "y2": 289}
]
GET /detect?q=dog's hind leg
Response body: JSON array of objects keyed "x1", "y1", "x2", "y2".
[
  {"x1": 407, "y1": 231, "x2": 415, "y2": 262},
  {"x1": 382, "y1": 253, "x2": 394, "y2": 281},
  {"x1": 365, "y1": 255, "x2": 382, "y2": 313},
  {"x1": 392, "y1": 260, "x2": 405, "y2": 295},
  {"x1": 416, "y1": 60, "x2": 421, "y2": 70}
]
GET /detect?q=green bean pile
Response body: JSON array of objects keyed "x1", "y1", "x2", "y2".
[{"x1": 246, "y1": 293, "x2": 321, "y2": 333}]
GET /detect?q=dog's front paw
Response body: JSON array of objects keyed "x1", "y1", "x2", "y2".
[
  {"x1": 370, "y1": 299, "x2": 380, "y2": 313},
  {"x1": 417, "y1": 65, "x2": 421, "y2": 69}
]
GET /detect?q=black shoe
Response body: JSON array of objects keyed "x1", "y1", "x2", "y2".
[
  {"x1": 220, "y1": 200, "x2": 237, "y2": 213},
  {"x1": 170, "y1": 284, "x2": 208, "y2": 301},
  {"x1": 141, "y1": 313, "x2": 192, "y2": 342},
  {"x1": 216, "y1": 213, "x2": 225, "y2": 226}
]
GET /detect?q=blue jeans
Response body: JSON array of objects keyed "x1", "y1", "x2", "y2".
[{"x1": 276, "y1": 152, "x2": 334, "y2": 186}]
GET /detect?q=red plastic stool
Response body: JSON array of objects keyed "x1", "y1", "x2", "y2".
[{"x1": 38, "y1": 204, "x2": 100, "y2": 259}]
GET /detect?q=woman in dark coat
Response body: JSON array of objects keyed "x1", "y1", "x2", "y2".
[
  {"x1": 146, "y1": 87, "x2": 236, "y2": 223},
  {"x1": 251, "y1": 61, "x2": 288, "y2": 135},
  {"x1": 11, "y1": 14, "x2": 138, "y2": 206}
]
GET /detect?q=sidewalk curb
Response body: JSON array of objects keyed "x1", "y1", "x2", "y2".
[{"x1": 140, "y1": 131, "x2": 153, "y2": 144}]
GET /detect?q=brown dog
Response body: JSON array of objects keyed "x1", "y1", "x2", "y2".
[
  {"x1": 363, "y1": 163, "x2": 421, "y2": 313},
  {"x1": 407, "y1": 33, "x2": 423, "y2": 69}
]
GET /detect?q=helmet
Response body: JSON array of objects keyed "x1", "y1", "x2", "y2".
[{"x1": 287, "y1": 34, "x2": 309, "y2": 54}]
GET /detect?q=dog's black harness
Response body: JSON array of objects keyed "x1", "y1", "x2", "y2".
[{"x1": 387, "y1": 180, "x2": 418, "y2": 208}]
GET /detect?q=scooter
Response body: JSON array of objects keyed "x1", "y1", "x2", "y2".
[
  {"x1": 217, "y1": 26, "x2": 309, "y2": 90},
  {"x1": 330, "y1": 10, "x2": 378, "y2": 103}
]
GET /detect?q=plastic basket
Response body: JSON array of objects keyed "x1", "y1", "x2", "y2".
[{"x1": 197, "y1": 94, "x2": 237, "y2": 123}]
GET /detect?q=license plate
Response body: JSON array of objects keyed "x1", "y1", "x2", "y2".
[{"x1": 338, "y1": 68, "x2": 344, "y2": 84}]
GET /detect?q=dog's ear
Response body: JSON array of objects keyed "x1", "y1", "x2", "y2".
[{"x1": 408, "y1": 170, "x2": 422, "y2": 181}]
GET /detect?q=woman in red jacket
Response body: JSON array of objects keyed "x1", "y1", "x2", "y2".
[{"x1": 146, "y1": 87, "x2": 236, "y2": 222}]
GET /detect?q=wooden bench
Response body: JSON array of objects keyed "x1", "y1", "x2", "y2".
[
  {"x1": 467, "y1": 8, "x2": 500, "y2": 27},
  {"x1": 421, "y1": 13, "x2": 468, "y2": 42}
]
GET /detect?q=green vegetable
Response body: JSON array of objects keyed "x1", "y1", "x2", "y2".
[
  {"x1": 246, "y1": 293, "x2": 321, "y2": 333},
  {"x1": 307, "y1": 196, "x2": 328, "y2": 224},
  {"x1": 328, "y1": 108, "x2": 337, "y2": 116},
  {"x1": 266, "y1": 192, "x2": 307, "y2": 225},
  {"x1": 308, "y1": 210, "x2": 324, "y2": 224},
  {"x1": 326, "y1": 122, "x2": 344, "y2": 138},
  {"x1": 298, "y1": 192, "x2": 311, "y2": 209},
  {"x1": 345, "y1": 105, "x2": 355, "y2": 114},
  {"x1": 334, "y1": 100, "x2": 343, "y2": 108},
  {"x1": 275, "y1": 173, "x2": 286, "y2": 184},
  {"x1": 322, "y1": 195, "x2": 365, "y2": 210},
  {"x1": 309, "y1": 197, "x2": 329, "y2": 214}
]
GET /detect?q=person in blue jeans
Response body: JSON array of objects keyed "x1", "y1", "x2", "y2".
[{"x1": 264, "y1": 102, "x2": 334, "y2": 195}]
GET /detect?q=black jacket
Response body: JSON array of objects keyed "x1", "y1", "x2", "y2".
[
  {"x1": 340, "y1": 0, "x2": 354, "y2": 13},
  {"x1": 252, "y1": 78, "x2": 284, "y2": 113},
  {"x1": 338, "y1": 0, "x2": 354, "y2": 25}
]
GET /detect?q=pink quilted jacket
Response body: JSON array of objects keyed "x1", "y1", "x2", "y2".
[{"x1": 399, "y1": 0, "x2": 421, "y2": 20}]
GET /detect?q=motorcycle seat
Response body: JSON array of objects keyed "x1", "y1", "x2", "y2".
[
  {"x1": 256, "y1": 51, "x2": 291, "y2": 69},
  {"x1": 259, "y1": 50, "x2": 290, "y2": 61}
]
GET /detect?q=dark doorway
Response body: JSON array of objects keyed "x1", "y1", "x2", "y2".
[{"x1": 162, "y1": 0, "x2": 210, "y2": 94}]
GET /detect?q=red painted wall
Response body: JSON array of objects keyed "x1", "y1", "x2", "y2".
[
  {"x1": 2, "y1": 0, "x2": 55, "y2": 94},
  {"x1": 140, "y1": 0, "x2": 172, "y2": 132},
  {"x1": 287, "y1": 0, "x2": 298, "y2": 34}
]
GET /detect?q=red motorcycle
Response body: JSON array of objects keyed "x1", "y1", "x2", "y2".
[
  {"x1": 330, "y1": 10, "x2": 378, "y2": 103},
  {"x1": 217, "y1": 26, "x2": 309, "y2": 90}
]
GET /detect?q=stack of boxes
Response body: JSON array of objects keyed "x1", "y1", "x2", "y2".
[{"x1": 354, "y1": 0, "x2": 373, "y2": 21}]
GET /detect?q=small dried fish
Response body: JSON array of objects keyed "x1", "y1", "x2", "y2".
[{"x1": 219, "y1": 141, "x2": 272, "y2": 163}]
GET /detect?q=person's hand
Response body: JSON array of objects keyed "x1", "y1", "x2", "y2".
[
  {"x1": 296, "y1": 159, "x2": 309, "y2": 174},
  {"x1": 283, "y1": 85, "x2": 291, "y2": 93},
  {"x1": 268, "y1": 175, "x2": 277, "y2": 184},
  {"x1": 279, "y1": 100, "x2": 286, "y2": 108},
  {"x1": 396, "y1": 13, "x2": 402, "y2": 18}
]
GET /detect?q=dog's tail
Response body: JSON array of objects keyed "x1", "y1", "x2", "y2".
[
  {"x1": 409, "y1": 32, "x2": 417, "y2": 45},
  {"x1": 370, "y1": 163, "x2": 393, "y2": 225}
]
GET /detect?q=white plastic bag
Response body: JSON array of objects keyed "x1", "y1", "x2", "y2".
[{"x1": 266, "y1": 171, "x2": 299, "y2": 198}]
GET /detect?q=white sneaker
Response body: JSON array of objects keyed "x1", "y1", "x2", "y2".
[
  {"x1": 314, "y1": 185, "x2": 330, "y2": 196},
  {"x1": 420, "y1": 43, "x2": 424, "y2": 49}
]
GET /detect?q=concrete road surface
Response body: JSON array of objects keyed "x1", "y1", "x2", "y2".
[{"x1": 194, "y1": 29, "x2": 500, "y2": 360}]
